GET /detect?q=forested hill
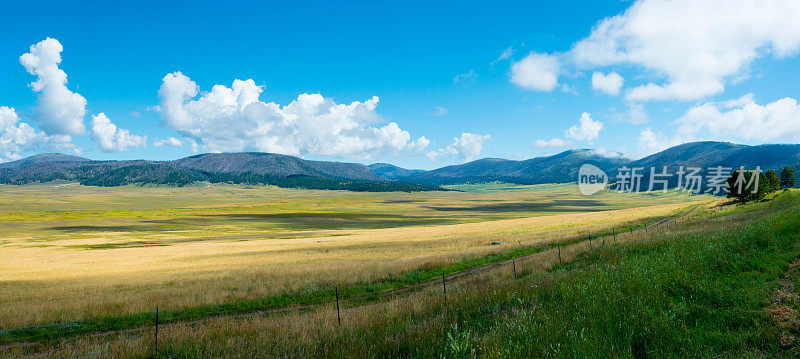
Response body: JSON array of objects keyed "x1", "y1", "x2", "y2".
[
  {"x1": 0, "y1": 153, "x2": 441, "y2": 192},
  {"x1": 3, "y1": 141, "x2": 800, "y2": 191}
]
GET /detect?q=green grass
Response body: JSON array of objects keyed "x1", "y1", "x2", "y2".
[
  {"x1": 139, "y1": 191, "x2": 798, "y2": 358},
  {"x1": 422, "y1": 194, "x2": 800, "y2": 357}
]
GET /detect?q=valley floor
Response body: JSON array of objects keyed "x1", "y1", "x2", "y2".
[{"x1": 5, "y1": 184, "x2": 794, "y2": 357}]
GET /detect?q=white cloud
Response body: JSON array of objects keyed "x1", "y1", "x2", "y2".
[
  {"x1": 0, "y1": 106, "x2": 76, "y2": 162},
  {"x1": 626, "y1": 102, "x2": 648, "y2": 125},
  {"x1": 157, "y1": 72, "x2": 421, "y2": 159},
  {"x1": 407, "y1": 136, "x2": 430, "y2": 152},
  {"x1": 510, "y1": 52, "x2": 560, "y2": 91},
  {"x1": 493, "y1": 46, "x2": 514, "y2": 65},
  {"x1": 19, "y1": 38, "x2": 87, "y2": 135},
  {"x1": 444, "y1": 133, "x2": 490, "y2": 162},
  {"x1": 90, "y1": 113, "x2": 147, "y2": 152},
  {"x1": 432, "y1": 106, "x2": 448, "y2": 117},
  {"x1": 637, "y1": 128, "x2": 677, "y2": 156},
  {"x1": 498, "y1": 46, "x2": 513, "y2": 61},
  {"x1": 565, "y1": 112, "x2": 603, "y2": 142},
  {"x1": 153, "y1": 137, "x2": 183, "y2": 147},
  {"x1": 590, "y1": 147, "x2": 630, "y2": 159},
  {"x1": 675, "y1": 94, "x2": 800, "y2": 143},
  {"x1": 591, "y1": 71, "x2": 623, "y2": 95},
  {"x1": 452, "y1": 70, "x2": 478, "y2": 86},
  {"x1": 428, "y1": 133, "x2": 490, "y2": 162},
  {"x1": 571, "y1": 0, "x2": 800, "y2": 101},
  {"x1": 533, "y1": 138, "x2": 572, "y2": 148}
]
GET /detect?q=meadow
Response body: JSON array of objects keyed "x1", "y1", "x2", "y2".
[
  {"x1": 0, "y1": 183, "x2": 703, "y2": 325},
  {"x1": 1, "y1": 187, "x2": 797, "y2": 357}
]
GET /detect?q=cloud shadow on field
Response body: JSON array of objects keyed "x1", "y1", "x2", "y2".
[
  {"x1": 47, "y1": 225, "x2": 161, "y2": 232},
  {"x1": 144, "y1": 212, "x2": 458, "y2": 230},
  {"x1": 423, "y1": 199, "x2": 608, "y2": 213}
]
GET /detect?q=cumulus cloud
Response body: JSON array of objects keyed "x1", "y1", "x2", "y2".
[
  {"x1": 407, "y1": 136, "x2": 430, "y2": 152},
  {"x1": 675, "y1": 94, "x2": 800, "y2": 143},
  {"x1": 637, "y1": 128, "x2": 677, "y2": 156},
  {"x1": 565, "y1": 112, "x2": 603, "y2": 142},
  {"x1": 533, "y1": 138, "x2": 572, "y2": 148},
  {"x1": 19, "y1": 38, "x2": 87, "y2": 135},
  {"x1": 429, "y1": 133, "x2": 490, "y2": 162},
  {"x1": 571, "y1": 0, "x2": 800, "y2": 101},
  {"x1": 0, "y1": 106, "x2": 76, "y2": 162},
  {"x1": 153, "y1": 137, "x2": 183, "y2": 147},
  {"x1": 510, "y1": 52, "x2": 560, "y2": 91},
  {"x1": 631, "y1": 93, "x2": 800, "y2": 157},
  {"x1": 90, "y1": 113, "x2": 147, "y2": 152},
  {"x1": 157, "y1": 72, "x2": 422, "y2": 159},
  {"x1": 591, "y1": 71, "x2": 623, "y2": 95}
]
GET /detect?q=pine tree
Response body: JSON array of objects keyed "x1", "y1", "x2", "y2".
[
  {"x1": 780, "y1": 167, "x2": 796, "y2": 189},
  {"x1": 765, "y1": 169, "x2": 780, "y2": 193}
]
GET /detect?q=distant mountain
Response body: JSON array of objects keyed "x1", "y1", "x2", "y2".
[
  {"x1": 173, "y1": 152, "x2": 382, "y2": 181},
  {"x1": 3, "y1": 141, "x2": 800, "y2": 191},
  {"x1": 629, "y1": 141, "x2": 746, "y2": 169},
  {"x1": 0, "y1": 153, "x2": 90, "y2": 169},
  {"x1": 367, "y1": 163, "x2": 425, "y2": 180},
  {"x1": 0, "y1": 153, "x2": 438, "y2": 191},
  {"x1": 397, "y1": 149, "x2": 629, "y2": 185},
  {"x1": 623, "y1": 141, "x2": 800, "y2": 193}
]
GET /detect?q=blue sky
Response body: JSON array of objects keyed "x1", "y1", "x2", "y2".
[{"x1": 2, "y1": 0, "x2": 800, "y2": 169}]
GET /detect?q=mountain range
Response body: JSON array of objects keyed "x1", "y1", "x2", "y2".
[{"x1": 1, "y1": 141, "x2": 799, "y2": 192}]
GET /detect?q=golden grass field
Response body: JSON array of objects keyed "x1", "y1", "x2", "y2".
[{"x1": 0, "y1": 182, "x2": 711, "y2": 330}]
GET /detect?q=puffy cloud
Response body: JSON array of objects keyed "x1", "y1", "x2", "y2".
[
  {"x1": 19, "y1": 38, "x2": 87, "y2": 135},
  {"x1": 407, "y1": 136, "x2": 430, "y2": 152},
  {"x1": 591, "y1": 71, "x2": 623, "y2": 95},
  {"x1": 571, "y1": 0, "x2": 800, "y2": 101},
  {"x1": 157, "y1": 72, "x2": 420, "y2": 159},
  {"x1": 565, "y1": 112, "x2": 603, "y2": 142},
  {"x1": 510, "y1": 52, "x2": 560, "y2": 91},
  {"x1": 153, "y1": 137, "x2": 183, "y2": 147},
  {"x1": 637, "y1": 128, "x2": 677, "y2": 156},
  {"x1": 0, "y1": 106, "x2": 76, "y2": 162},
  {"x1": 675, "y1": 94, "x2": 800, "y2": 143},
  {"x1": 453, "y1": 70, "x2": 478, "y2": 86},
  {"x1": 532, "y1": 113, "x2": 603, "y2": 150},
  {"x1": 433, "y1": 132, "x2": 490, "y2": 162},
  {"x1": 90, "y1": 113, "x2": 147, "y2": 152},
  {"x1": 533, "y1": 138, "x2": 572, "y2": 148}
]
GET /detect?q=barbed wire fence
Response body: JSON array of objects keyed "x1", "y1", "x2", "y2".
[{"x1": 5, "y1": 205, "x2": 701, "y2": 358}]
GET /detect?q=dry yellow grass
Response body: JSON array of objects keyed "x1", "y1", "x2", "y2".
[
  {"x1": 0, "y1": 194, "x2": 702, "y2": 329},
  {"x1": 0, "y1": 201, "x2": 719, "y2": 358}
]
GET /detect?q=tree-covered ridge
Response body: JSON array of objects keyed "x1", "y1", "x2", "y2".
[{"x1": 0, "y1": 161, "x2": 443, "y2": 192}]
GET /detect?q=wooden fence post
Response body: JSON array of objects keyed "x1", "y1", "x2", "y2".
[
  {"x1": 335, "y1": 287, "x2": 341, "y2": 326},
  {"x1": 558, "y1": 245, "x2": 562, "y2": 265},
  {"x1": 442, "y1": 271, "x2": 447, "y2": 301},
  {"x1": 154, "y1": 307, "x2": 159, "y2": 355},
  {"x1": 512, "y1": 258, "x2": 517, "y2": 279}
]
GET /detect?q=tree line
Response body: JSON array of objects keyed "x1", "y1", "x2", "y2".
[{"x1": 726, "y1": 166, "x2": 796, "y2": 203}]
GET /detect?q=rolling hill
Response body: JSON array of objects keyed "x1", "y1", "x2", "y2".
[
  {"x1": 2, "y1": 141, "x2": 800, "y2": 191},
  {"x1": 397, "y1": 149, "x2": 630, "y2": 185}
]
